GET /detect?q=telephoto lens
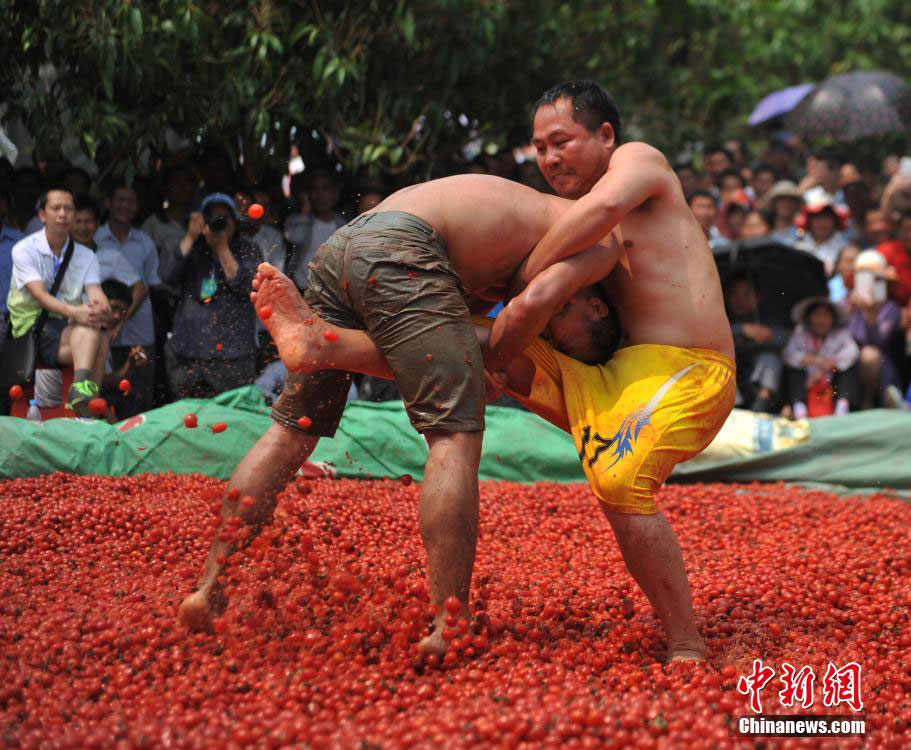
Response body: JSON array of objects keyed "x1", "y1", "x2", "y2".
[{"x1": 207, "y1": 214, "x2": 228, "y2": 233}]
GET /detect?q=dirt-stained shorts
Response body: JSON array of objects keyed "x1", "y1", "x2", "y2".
[{"x1": 271, "y1": 211, "x2": 485, "y2": 437}]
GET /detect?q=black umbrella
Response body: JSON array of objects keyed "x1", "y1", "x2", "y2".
[
  {"x1": 715, "y1": 239, "x2": 828, "y2": 326},
  {"x1": 786, "y1": 70, "x2": 911, "y2": 142}
]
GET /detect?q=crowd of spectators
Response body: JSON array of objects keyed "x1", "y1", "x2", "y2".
[
  {"x1": 682, "y1": 139, "x2": 911, "y2": 416},
  {"x1": 2, "y1": 134, "x2": 911, "y2": 421}
]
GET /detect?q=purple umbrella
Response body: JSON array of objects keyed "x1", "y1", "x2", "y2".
[{"x1": 748, "y1": 84, "x2": 815, "y2": 126}]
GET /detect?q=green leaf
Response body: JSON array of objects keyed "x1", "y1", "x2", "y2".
[{"x1": 130, "y1": 8, "x2": 143, "y2": 38}]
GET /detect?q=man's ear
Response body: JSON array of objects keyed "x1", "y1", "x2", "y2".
[
  {"x1": 598, "y1": 122, "x2": 616, "y2": 148},
  {"x1": 585, "y1": 293, "x2": 610, "y2": 318}
]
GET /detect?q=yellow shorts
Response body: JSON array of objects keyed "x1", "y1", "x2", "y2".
[{"x1": 498, "y1": 328, "x2": 735, "y2": 514}]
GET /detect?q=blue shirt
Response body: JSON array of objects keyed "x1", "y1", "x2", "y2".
[
  {"x1": 94, "y1": 223, "x2": 160, "y2": 346},
  {"x1": 0, "y1": 224, "x2": 25, "y2": 315}
]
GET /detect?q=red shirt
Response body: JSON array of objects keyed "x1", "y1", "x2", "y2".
[{"x1": 877, "y1": 240, "x2": 911, "y2": 305}]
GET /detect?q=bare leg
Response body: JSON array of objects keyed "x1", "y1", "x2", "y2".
[
  {"x1": 252, "y1": 263, "x2": 393, "y2": 377},
  {"x1": 178, "y1": 423, "x2": 319, "y2": 631},
  {"x1": 57, "y1": 323, "x2": 104, "y2": 378},
  {"x1": 858, "y1": 345, "x2": 881, "y2": 410},
  {"x1": 601, "y1": 508, "x2": 706, "y2": 662},
  {"x1": 417, "y1": 430, "x2": 483, "y2": 654}
]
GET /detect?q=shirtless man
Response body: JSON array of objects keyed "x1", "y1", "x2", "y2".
[
  {"x1": 179, "y1": 174, "x2": 622, "y2": 653},
  {"x1": 249, "y1": 80, "x2": 736, "y2": 662}
]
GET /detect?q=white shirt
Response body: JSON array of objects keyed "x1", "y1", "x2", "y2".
[
  {"x1": 7, "y1": 230, "x2": 99, "y2": 337},
  {"x1": 94, "y1": 223, "x2": 160, "y2": 346},
  {"x1": 95, "y1": 244, "x2": 141, "y2": 287}
]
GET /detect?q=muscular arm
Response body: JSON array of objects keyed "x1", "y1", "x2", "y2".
[
  {"x1": 487, "y1": 243, "x2": 620, "y2": 371},
  {"x1": 519, "y1": 143, "x2": 671, "y2": 283}
]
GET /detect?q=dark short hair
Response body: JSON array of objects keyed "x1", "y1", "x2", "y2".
[
  {"x1": 38, "y1": 187, "x2": 74, "y2": 210},
  {"x1": 704, "y1": 144, "x2": 734, "y2": 163},
  {"x1": 58, "y1": 166, "x2": 91, "y2": 189},
  {"x1": 106, "y1": 179, "x2": 138, "y2": 199},
  {"x1": 753, "y1": 163, "x2": 778, "y2": 180},
  {"x1": 101, "y1": 279, "x2": 132, "y2": 306},
  {"x1": 73, "y1": 193, "x2": 100, "y2": 220},
  {"x1": 718, "y1": 167, "x2": 745, "y2": 187},
  {"x1": 811, "y1": 148, "x2": 842, "y2": 169},
  {"x1": 688, "y1": 189, "x2": 716, "y2": 205},
  {"x1": 533, "y1": 80, "x2": 622, "y2": 143},
  {"x1": 582, "y1": 285, "x2": 622, "y2": 364}
]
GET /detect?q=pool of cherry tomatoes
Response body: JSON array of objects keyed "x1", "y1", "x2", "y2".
[{"x1": 0, "y1": 474, "x2": 909, "y2": 749}]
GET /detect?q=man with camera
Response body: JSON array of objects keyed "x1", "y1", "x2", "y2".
[{"x1": 160, "y1": 193, "x2": 263, "y2": 399}]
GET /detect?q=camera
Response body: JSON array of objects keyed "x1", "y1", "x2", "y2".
[{"x1": 206, "y1": 214, "x2": 228, "y2": 233}]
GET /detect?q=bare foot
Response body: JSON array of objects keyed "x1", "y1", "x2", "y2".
[
  {"x1": 418, "y1": 628, "x2": 449, "y2": 656},
  {"x1": 178, "y1": 583, "x2": 227, "y2": 633},
  {"x1": 252, "y1": 263, "x2": 343, "y2": 372},
  {"x1": 666, "y1": 636, "x2": 707, "y2": 663}
]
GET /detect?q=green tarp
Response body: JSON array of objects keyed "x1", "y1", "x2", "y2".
[{"x1": 1, "y1": 386, "x2": 909, "y2": 490}]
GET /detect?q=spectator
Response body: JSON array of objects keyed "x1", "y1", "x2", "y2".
[
  {"x1": 872, "y1": 209, "x2": 911, "y2": 306},
  {"x1": 864, "y1": 207, "x2": 894, "y2": 246},
  {"x1": 881, "y1": 171, "x2": 911, "y2": 224},
  {"x1": 73, "y1": 193, "x2": 143, "y2": 297},
  {"x1": 725, "y1": 270, "x2": 788, "y2": 412},
  {"x1": 11, "y1": 167, "x2": 42, "y2": 233},
  {"x1": 766, "y1": 180, "x2": 803, "y2": 246},
  {"x1": 673, "y1": 161, "x2": 701, "y2": 200},
  {"x1": 357, "y1": 190, "x2": 386, "y2": 216},
  {"x1": 741, "y1": 209, "x2": 772, "y2": 240},
  {"x1": 845, "y1": 250, "x2": 903, "y2": 409},
  {"x1": 284, "y1": 167, "x2": 345, "y2": 290},
  {"x1": 720, "y1": 201, "x2": 748, "y2": 243},
  {"x1": 160, "y1": 193, "x2": 262, "y2": 399},
  {"x1": 94, "y1": 182, "x2": 160, "y2": 414},
  {"x1": 828, "y1": 244, "x2": 860, "y2": 303},
  {"x1": 703, "y1": 144, "x2": 734, "y2": 186},
  {"x1": 142, "y1": 164, "x2": 196, "y2": 263},
  {"x1": 234, "y1": 186, "x2": 286, "y2": 273},
  {"x1": 795, "y1": 188, "x2": 849, "y2": 276},
  {"x1": 0, "y1": 180, "x2": 25, "y2": 324},
  {"x1": 798, "y1": 149, "x2": 843, "y2": 204},
  {"x1": 718, "y1": 168, "x2": 748, "y2": 207},
  {"x1": 750, "y1": 163, "x2": 778, "y2": 205},
  {"x1": 688, "y1": 189, "x2": 727, "y2": 253},
  {"x1": 840, "y1": 163, "x2": 870, "y2": 245},
  {"x1": 783, "y1": 297, "x2": 859, "y2": 418},
  {"x1": 5, "y1": 188, "x2": 111, "y2": 416},
  {"x1": 97, "y1": 279, "x2": 150, "y2": 418}
]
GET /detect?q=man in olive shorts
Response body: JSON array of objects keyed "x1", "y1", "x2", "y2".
[{"x1": 179, "y1": 174, "x2": 622, "y2": 653}]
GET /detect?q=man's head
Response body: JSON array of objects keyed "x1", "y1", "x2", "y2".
[
  {"x1": 673, "y1": 162, "x2": 701, "y2": 200},
  {"x1": 807, "y1": 149, "x2": 842, "y2": 193},
  {"x1": 163, "y1": 164, "x2": 196, "y2": 208},
  {"x1": 688, "y1": 189, "x2": 717, "y2": 235},
  {"x1": 864, "y1": 208, "x2": 894, "y2": 245},
  {"x1": 58, "y1": 167, "x2": 92, "y2": 198},
  {"x1": 718, "y1": 167, "x2": 746, "y2": 204},
  {"x1": 101, "y1": 279, "x2": 131, "y2": 324},
  {"x1": 38, "y1": 188, "x2": 74, "y2": 238},
  {"x1": 306, "y1": 167, "x2": 342, "y2": 220},
  {"x1": 703, "y1": 145, "x2": 734, "y2": 181},
  {"x1": 544, "y1": 285, "x2": 621, "y2": 364},
  {"x1": 532, "y1": 80, "x2": 621, "y2": 199},
  {"x1": 751, "y1": 164, "x2": 778, "y2": 200},
  {"x1": 73, "y1": 194, "x2": 100, "y2": 246},
  {"x1": 106, "y1": 182, "x2": 139, "y2": 227}
]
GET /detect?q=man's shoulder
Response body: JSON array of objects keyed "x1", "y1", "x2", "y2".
[
  {"x1": 614, "y1": 141, "x2": 669, "y2": 166},
  {"x1": 1, "y1": 225, "x2": 24, "y2": 243},
  {"x1": 11, "y1": 230, "x2": 44, "y2": 259}
]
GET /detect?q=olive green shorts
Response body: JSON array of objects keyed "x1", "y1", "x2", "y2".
[{"x1": 271, "y1": 211, "x2": 485, "y2": 436}]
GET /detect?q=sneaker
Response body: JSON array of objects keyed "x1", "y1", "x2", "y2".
[
  {"x1": 66, "y1": 380, "x2": 100, "y2": 418},
  {"x1": 883, "y1": 385, "x2": 910, "y2": 411}
]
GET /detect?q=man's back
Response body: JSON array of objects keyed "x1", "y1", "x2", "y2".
[{"x1": 373, "y1": 175, "x2": 566, "y2": 292}]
